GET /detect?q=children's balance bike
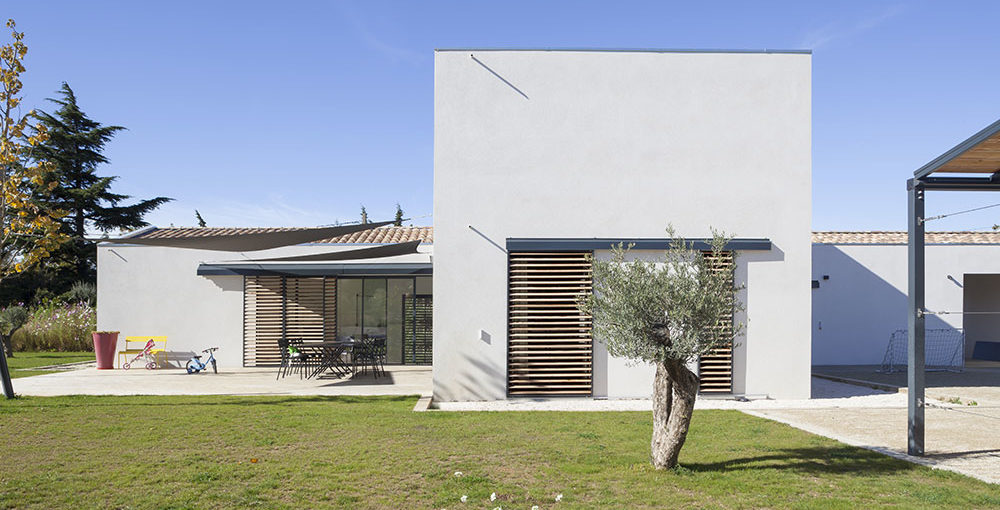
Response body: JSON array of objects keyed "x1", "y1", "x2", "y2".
[{"x1": 185, "y1": 347, "x2": 219, "y2": 374}]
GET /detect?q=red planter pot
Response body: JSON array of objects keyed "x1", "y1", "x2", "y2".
[{"x1": 92, "y1": 332, "x2": 119, "y2": 369}]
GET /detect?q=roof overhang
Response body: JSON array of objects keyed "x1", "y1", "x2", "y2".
[
  {"x1": 506, "y1": 237, "x2": 772, "y2": 252},
  {"x1": 913, "y1": 119, "x2": 1000, "y2": 190},
  {"x1": 101, "y1": 221, "x2": 396, "y2": 251}
]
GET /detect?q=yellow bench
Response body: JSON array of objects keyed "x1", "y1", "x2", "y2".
[{"x1": 118, "y1": 336, "x2": 168, "y2": 368}]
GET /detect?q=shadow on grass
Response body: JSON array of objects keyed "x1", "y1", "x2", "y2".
[
  {"x1": 683, "y1": 445, "x2": 917, "y2": 476},
  {"x1": 317, "y1": 372, "x2": 396, "y2": 387},
  {"x1": 1, "y1": 394, "x2": 418, "y2": 409},
  {"x1": 925, "y1": 448, "x2": 1000, "y2": 460}
]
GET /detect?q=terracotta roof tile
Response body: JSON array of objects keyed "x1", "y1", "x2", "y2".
[
  {"x1": 133, "y1": 226, "x2": 433, "y2": 244},
  {"x1": 812, "y1": 231, "x2": 1000, "y2": 245}
]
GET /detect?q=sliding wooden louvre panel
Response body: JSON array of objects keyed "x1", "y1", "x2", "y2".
[
  {"x1": 244, "y1": 276, "x2": 284, "y2": 366},
  {"x1": 698, "y1": 251, "x2": 735, "y2": 394},
  {"x1": 243, "y1": 276, "x2": 337, "y2": 366},
  {"x1": 508, "y1": 252, "x2": 593, "y2": 396}
]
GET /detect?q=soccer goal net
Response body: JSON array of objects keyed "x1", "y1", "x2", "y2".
[{"x1": 878, "y1": 329, "x2": 965, "y2": 373}]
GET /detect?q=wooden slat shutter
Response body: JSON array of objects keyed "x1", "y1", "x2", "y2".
[
  {"x1": 323, "y1": 278, "x2": 337, "y2": 341},
  {"x1": 402, "y1": 295, "x2": 433, "y2": 365},
  {"x1": 284, "y1": 277, "x2": 326, "y2": 342},
  {"x1": 698, "y1": 251, "x2": 735, "y2": 394},
  {"x1": 244, "y1": 276, "x2": 337, "y2": 366},
  {"x1": 244, "y1": 276, "x2": 284, "y2": 366},
  {"x1": 507, "y1": 252, "x2": 593, "y2": 396}
]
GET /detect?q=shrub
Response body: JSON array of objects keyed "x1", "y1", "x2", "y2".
[
  {"x1": 0, "y1": 305, "x2": 29, "y2": 336},
  {"x1": 62, "y1": 281, "x2": 96, "y2": 306},
  {"x1": 11, "y1": 301, "x2": 96, "y2": 352}
]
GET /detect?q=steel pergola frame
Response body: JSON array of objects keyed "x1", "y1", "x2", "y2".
[{"x1": 906, "y1": 118, "x2": 1000, "y2": 455}]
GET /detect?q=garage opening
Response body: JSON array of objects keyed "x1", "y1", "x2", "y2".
[{"x1": 964, "y1": 274, "x2": 1000, "y2": 361}]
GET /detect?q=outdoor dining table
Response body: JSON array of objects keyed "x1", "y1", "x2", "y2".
[{"x1": 297, "y1": 340, "x2": 355, "y2": 379}]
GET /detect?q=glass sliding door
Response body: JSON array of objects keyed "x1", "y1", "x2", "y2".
[
  {"x1": 336, "y1": 276, "x2": 431, "y2": 365},
  {"x1": 362, "y1": 278, "x2": 388, "y2": 341},
  {"x1": 336, "y1": 278, "x2": 363, "y2": 341},
  {"x1": 386, "y1": 278, "x2": 415, "y2": 364}
]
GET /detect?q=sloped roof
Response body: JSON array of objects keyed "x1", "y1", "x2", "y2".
[
  {"x1": 130, "y1": 225, "x2": 433, "y2": 244},
  {"x1": 812, "y1": 231, "x2": 1000, "y2": 245}
]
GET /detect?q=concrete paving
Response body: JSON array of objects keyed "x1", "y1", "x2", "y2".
[
  {"x1": 11, "y1": 365, "x2": 432, "y2": 397},
  {"x1": 749, "y1": 404, "x2": 1000, "y2": 485}
]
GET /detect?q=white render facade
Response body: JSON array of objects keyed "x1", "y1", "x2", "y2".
[
  {"x1": 433, "y1": 50, "x2": 813, "y2": 400},
  {"x1": 97, "y1": 235, "x2": 433, "y2": 369},
  {"x1": 812, "y1": 233, "x2": 1000, "y2": 366}
]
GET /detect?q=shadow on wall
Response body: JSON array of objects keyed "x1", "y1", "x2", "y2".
[
  {"x1": 591, "y1": 244, "x2": 784, "y2": 398},
  {"x1": 812, "y1": 246, "x2": 953, "y2": 365},
  {"x1": 433, "y1": 349, "x2": 506, "y2": 402}
]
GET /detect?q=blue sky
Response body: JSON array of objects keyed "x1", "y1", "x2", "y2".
[{"x1": 7, "y1": 1, "x2": 1000, "y2": 231}]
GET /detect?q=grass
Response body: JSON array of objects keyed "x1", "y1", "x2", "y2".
[
  {"x1": 4, "y1": 351, "x2": 93, "y2": 378},
  {"x1": 0, "y1": 395, "x2": 997, "y2": 509}
]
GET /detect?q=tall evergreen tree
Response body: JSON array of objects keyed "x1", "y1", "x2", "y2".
[
  {"x1": 30, "y1": 83, "x2": 171, "y2": 283},
  {"x1": 195, "y1": 210, "x2": 207, "y2": 227},
  {"x1": 393, "y1": 203, "x2": 403, "y2": 226}
]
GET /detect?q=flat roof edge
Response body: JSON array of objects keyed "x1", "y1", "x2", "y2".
[
  {"x1": 435, "y1": 48, "x2": 811, "y2": 55},
  {"x1": 506, "y1": 237, "x2": 772, "y2": 252}
]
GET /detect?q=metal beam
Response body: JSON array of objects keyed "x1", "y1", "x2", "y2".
[
  {"x1": 505, "y1": 237, "x2": 772, "y2": 252},
  {"x1": 920, "y1": 175, "x2": 1000, "y2": 191},
  {"x1": 907, "y1": 178, "x2": 926, "y2": 456}
]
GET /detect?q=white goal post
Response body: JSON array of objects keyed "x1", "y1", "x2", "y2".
[{"x1": 878, "y1": 328, "x2": 965, "y2": 373}]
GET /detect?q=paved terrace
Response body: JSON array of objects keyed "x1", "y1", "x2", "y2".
[{"x1": 11, "y1": 365, "x2": 432, "y2": 397}]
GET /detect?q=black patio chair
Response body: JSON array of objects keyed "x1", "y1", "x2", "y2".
[
  {"x1": 286, "y1": 338, "x2": 313, "y2": 379},
  {"x1": 352, "y1": 337, "x2": 385, "y2": 378},
  {"x1": 276, "y1": 338, "x2": 312, "y2": 379},
  {"x1": 276, "y1": 337, "x2": 291, "y2": 380}
]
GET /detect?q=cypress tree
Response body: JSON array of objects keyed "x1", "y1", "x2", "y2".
[{"x1": 31, "y1": 83, "x2": 171, "y2": 283}]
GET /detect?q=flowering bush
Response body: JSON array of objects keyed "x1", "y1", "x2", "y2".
[{"x1": 10, "y1": 301, "x2": 96, "y2": 351}]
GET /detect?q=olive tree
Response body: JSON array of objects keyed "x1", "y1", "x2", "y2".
[{"x1": 578, "y1": 227, "x2": 744, "y2": 469}]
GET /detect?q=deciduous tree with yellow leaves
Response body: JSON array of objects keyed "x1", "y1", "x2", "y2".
[{"x1": 0, "y1": 19, "x2": 67, "y2": 358}]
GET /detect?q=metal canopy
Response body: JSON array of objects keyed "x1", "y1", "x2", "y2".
[
  {"x1": 197, "y1": 241, "x2": 430, "y2": 277},
  {"x1": 906, "y1": 118, "x2": 1000, "y2": 456},
  {"x1": 246, "y1": 240, "x2": 421, "y2": 262},
  {"x1": 102, "y1": 220, "x2": 395, "y2": 251}
]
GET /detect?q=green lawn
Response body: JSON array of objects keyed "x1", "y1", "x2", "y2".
[
  {"x1": 4, "y1": 351, "x2": 92, "y2": 378},
  {"x1": 0, "y1": 395, "x2": 996, "y2": 509}
]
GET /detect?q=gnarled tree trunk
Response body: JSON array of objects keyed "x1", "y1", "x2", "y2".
[
  {"x1": 651, "y1": 359, "x2": 699, "y2": 469},
  {"x1": 1, "y1": 333, "x2": 12, "y2": 358}
]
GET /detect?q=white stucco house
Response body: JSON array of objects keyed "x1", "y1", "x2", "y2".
[
  {"x1": 811, "y1": 231, "x2": 1000, "y2": 367},
  {"x1": 100, "y1": 48, "x2": 822, "y2": 401},
  {"x1": 97, "y1": 226, "x2": 433, "y2": 370},
  {"x1": 432, "y1": 49, "x2": 813, "y2": 400}
]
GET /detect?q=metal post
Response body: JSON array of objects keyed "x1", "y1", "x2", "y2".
[{"x1": 907, "y1": 178, "x2": 926, "y2": 456}]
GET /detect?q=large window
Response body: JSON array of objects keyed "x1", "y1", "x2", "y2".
[
  {"x1": 337, "y1": 276, "x2": 432, "y2": 365},
  {"x1": 244, "y1": 275, "x2": 431, "y2": 367}
]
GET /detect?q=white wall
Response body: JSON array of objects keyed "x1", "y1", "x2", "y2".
[
  {"x1": 97, "y1": 244, "x2": 244, "y2": 368},
  {"x1": 811, "y1": 243, "x2": 1000, "y2": 365},
  {"x1": 434, "y1": 50, "x2": 812, "y2": 400},
  {"x1": 97, "y1": 242, "x2": 427, "y2": 369}
]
